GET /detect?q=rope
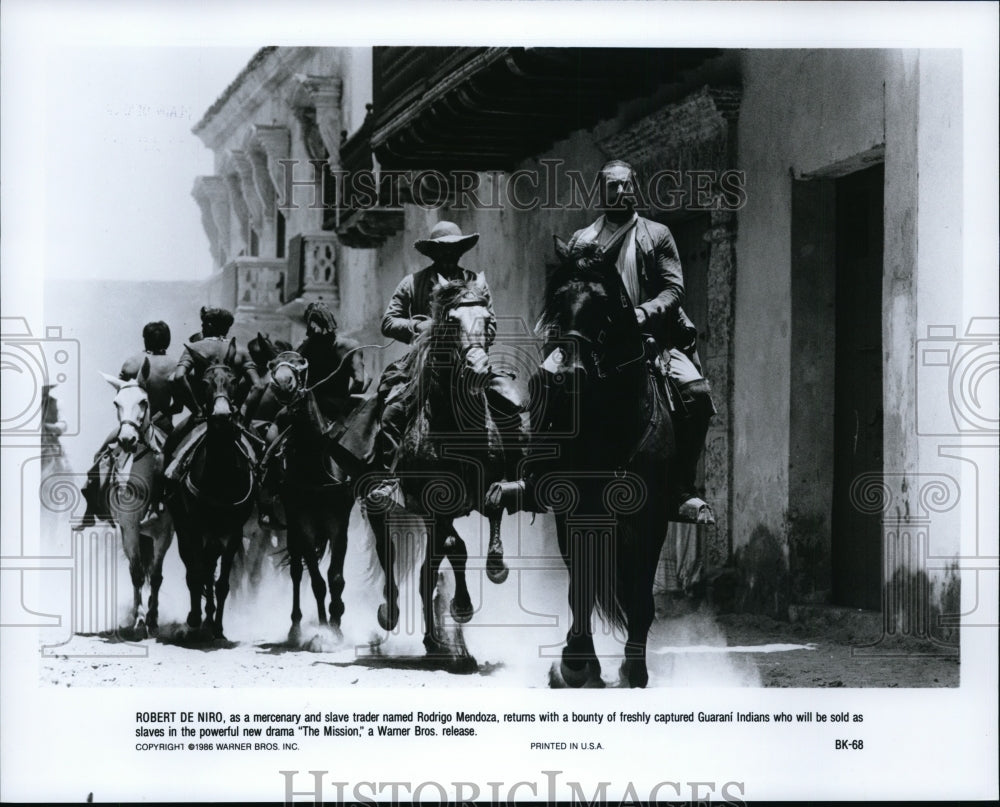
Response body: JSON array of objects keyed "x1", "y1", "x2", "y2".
[{"x1": 301, "y1": 340, "x2": 394, "y2": 394}]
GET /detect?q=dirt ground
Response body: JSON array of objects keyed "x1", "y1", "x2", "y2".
[
  {"x1": 34, "y1": 509, "x2": 958, "y2": 689},
  {"x1": 37, "y1": 591, "x2": 958, "y2": 690}
]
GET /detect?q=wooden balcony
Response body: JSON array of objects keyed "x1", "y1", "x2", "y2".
[{"x1": 370, "y1": 47, "x2": 722, "y2": 171}]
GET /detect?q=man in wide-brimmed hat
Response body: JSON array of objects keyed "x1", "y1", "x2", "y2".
[
  {"x1": 373, "y1": 222, "x2": 500, "y2": 470},
  {"x1": 381, "y1": 221, "x2": 495, "y2": 344},
  {"x1": 333, "y1": 222, "x2": 522, "y2": 501}
]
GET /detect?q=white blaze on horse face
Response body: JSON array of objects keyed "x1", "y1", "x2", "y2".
[
  {"x1": 448, "y1": 304, "x2": 489, "y2": 350},
  {"x1": 113, "y1": 382, "x2": 148, "y2": 452},
  {"x1": 212, "y1": 395, "x2": 232, "y2": 419},
  {"x1": 272, "y1": 363, "x2": 298, "y2": 397},
  {"x1": 449, "y1": 304, "x2": 492, "y2": 385}
]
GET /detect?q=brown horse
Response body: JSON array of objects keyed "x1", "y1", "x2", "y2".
[
  {"x1": 356, "y1": 280, "x2": 517, "y2": 657},
  {"x1": 264, "y1": 351, "x2": 355, "y2": 643},
  {"x1": 488, "y1": 237, "x2": 677, "y2": 687},
  {"x1": 165, "y1": 340, "x2": 257, "y2": 640}
]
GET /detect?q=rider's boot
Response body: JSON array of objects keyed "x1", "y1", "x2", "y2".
[
  {"x1": 673, "y1": 384, "x2": 715, "y2": 525},
  {"x1": 364, "y1": 400, "x2": 406, "y2": 507},
  {"x1": 73, "y1": 461, "x2": 104, "y2": 531}
]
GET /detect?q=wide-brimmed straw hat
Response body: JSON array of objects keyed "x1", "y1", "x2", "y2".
[{"x1": 414, "y1": 221, "x2": 479, "y2": 260}]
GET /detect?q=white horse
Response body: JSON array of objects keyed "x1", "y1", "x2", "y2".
[{"x1": 100, "y1": 359, "x2": 174, "y2": 637}]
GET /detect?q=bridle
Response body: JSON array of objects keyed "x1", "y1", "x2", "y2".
[
  {"x1": 113, "y1": 383, "x2": 155, "y2": 454},
  {"x1": 267, "y1": 352, "x2": 310, "y2": 406},
  {"x1": 201, "y1": 362, "x2": 238, "y2": 417}
]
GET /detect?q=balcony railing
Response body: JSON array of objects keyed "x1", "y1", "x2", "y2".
[{"x1": 217, "y1": 257, "x2": 287, "y2": 314}]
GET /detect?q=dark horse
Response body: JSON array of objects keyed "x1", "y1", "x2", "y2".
[
  {"x1": 264, "y1": 350, "x2": 354, "y2": 642},
  {"x1": 488, "y1": 236, "x2": 676, "y2": 688},
  {"x1": 165, "y1": 339, "x2": 258, "y2": 640},
  {"x1": 359, "y1": 280, "x2": 516, "y2": 656}
]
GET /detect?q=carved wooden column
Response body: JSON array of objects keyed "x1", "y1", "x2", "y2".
[
  {"x1": 251, "y1": 124, "x2": 292, "y2": 203},
  {"x1": 294, "y1": 75, "x2": 343, "y2": 173},
  {"x1": 702, "y1": 209, "x2": 737, "y2": 569},
  {"x1": 222, "y1": 168, "x2": 250, "y2": 257},
  {"x1": 229, "y1": 150, "x2": 268, "y2": 250}
]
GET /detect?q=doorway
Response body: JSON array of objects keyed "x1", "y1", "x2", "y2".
[{"x1": 831, "y1": 163, "x2": 884, "y2": 609}]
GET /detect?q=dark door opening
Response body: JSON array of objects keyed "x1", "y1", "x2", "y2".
[{"x1": 831, "y1": 163, "x2": 884, "y2": 610}]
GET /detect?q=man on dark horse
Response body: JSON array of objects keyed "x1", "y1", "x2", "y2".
[
  {"x1": 74, "y1": 321, "x2": 177, "y2": 531},
  {"x1": 162, "y1": 306, "x2": 262, "y2": 484},
  {"x1": 567, "y1": 159, "x2": 716, "y2": 524},
  {"x1": 355, "y1": 221, "x2": 522, "y2": 500},
  {"x1": 253, "y1": 301, "x2": 367, "y2": 526}
]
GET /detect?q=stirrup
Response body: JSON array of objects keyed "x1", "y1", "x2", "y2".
[
  {"x1": 365, "y1": 478, "x2": 401, "y2": 511},
  {"x1": 676, "y1": 497, "x2": 715, "y2": 525}
]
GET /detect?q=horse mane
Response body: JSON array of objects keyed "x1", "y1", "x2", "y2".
[
  {"x1": 538, "y1": 235, "x2": 647, "y2": 375},
  {"x1": 538, "y1": 244, "x2": 615, "y2": 338},
  {"x1": 396, "y1": 280, "x2": 490, "y2": 460}
]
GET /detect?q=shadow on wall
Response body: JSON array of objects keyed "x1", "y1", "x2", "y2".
[
  {"x1": 787, "y1": 510, "x2": 831, "y2": 605},
  {"x1": 731, "y1": 524, "x2": 792, "y2": 619},
  {"x1": 883, "y1": 561, "x2": 961, "y2": 649}
]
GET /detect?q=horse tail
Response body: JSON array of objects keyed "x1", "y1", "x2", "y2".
[
  {"x1": 357, "y1": 508, "x2": 383, "y2": 587},
  {"x1": 138, "y1": 532, "x2": 153, "y2": 582},
  {"x1": 358, "y1": 505, "x2": 426, "y2": 592},
  {"x1": 592, "y1": 522, "x2": 628, "y2": 634}
]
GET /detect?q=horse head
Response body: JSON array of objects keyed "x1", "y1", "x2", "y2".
[
  {"x1": 101, "y1": 358, "x2": 151, "y2": 453},
  {"x1": 186, "y1": 338, "x2": 239, "y2": 424},
  {"x1": 248, "y1": 331, "x2": 278, "y2": 374},
  {"x1": 267, "y1": 350, "x2": 310, "y2": 407},
  {"x1": 541, "y1": 235, "x2": 640, "y2": 384},
  {"x1": 425, "y1": 280, "x2": 493, "y2": 391}
]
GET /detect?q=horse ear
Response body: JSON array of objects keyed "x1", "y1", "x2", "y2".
[
  {"x1": 553, "y1": 235, "x2": 570, "y2": 262},
  {"x1": 100, "y1": 372, "x2": 124, "y2": 391},
  {"x1": 225, "y1": 337, "x2": 237, "y2": 365}
]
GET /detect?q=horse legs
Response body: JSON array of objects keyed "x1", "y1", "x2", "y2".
[
  {"x1": 442, "y1": 522, "x2": 474, "y2": 624},
  {"x1": 146, "y1": 513, "x2": 173, "y2": 635},
  {"x1": 326, "y1": 498, "x2": 351, "y2": 631},
  {"x1": 119, "y1": 522, "x2": 145, "y2": 634},
  {"x1": 203, "y1": 551, "x2": 218, "y2": 638},
  {"x1": 619, "y1": 531, "x2": 666, "y2": 689},
  {"x1": 212, "y1": 532, "x2": 240, "y2": 640},
  {"x1": 287, "y1": 531, "x2": 304, "y2": 643},
  {"x1": 420, "y1": 518, "x2": 447, "y2": 654},
  {"x1": 559, "y1": 518, "x2": 602, "y2": 687},
  {"x1": 366, "y1": 508, "x2": 399, "y2": 632},
  {"x1": 302, "y1": 522, "x2": 329, "y2": 628},
  {"x1": 177, "y1": 526, "x2": 204, "y2": 630}
]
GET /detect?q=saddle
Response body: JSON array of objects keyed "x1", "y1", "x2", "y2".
[
  {"x1": 164, "y1": 422, "x2": 259, "y2": 485},
  {"x1": 91, "y1": 432, "x2": 167, "y2": 525}
]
